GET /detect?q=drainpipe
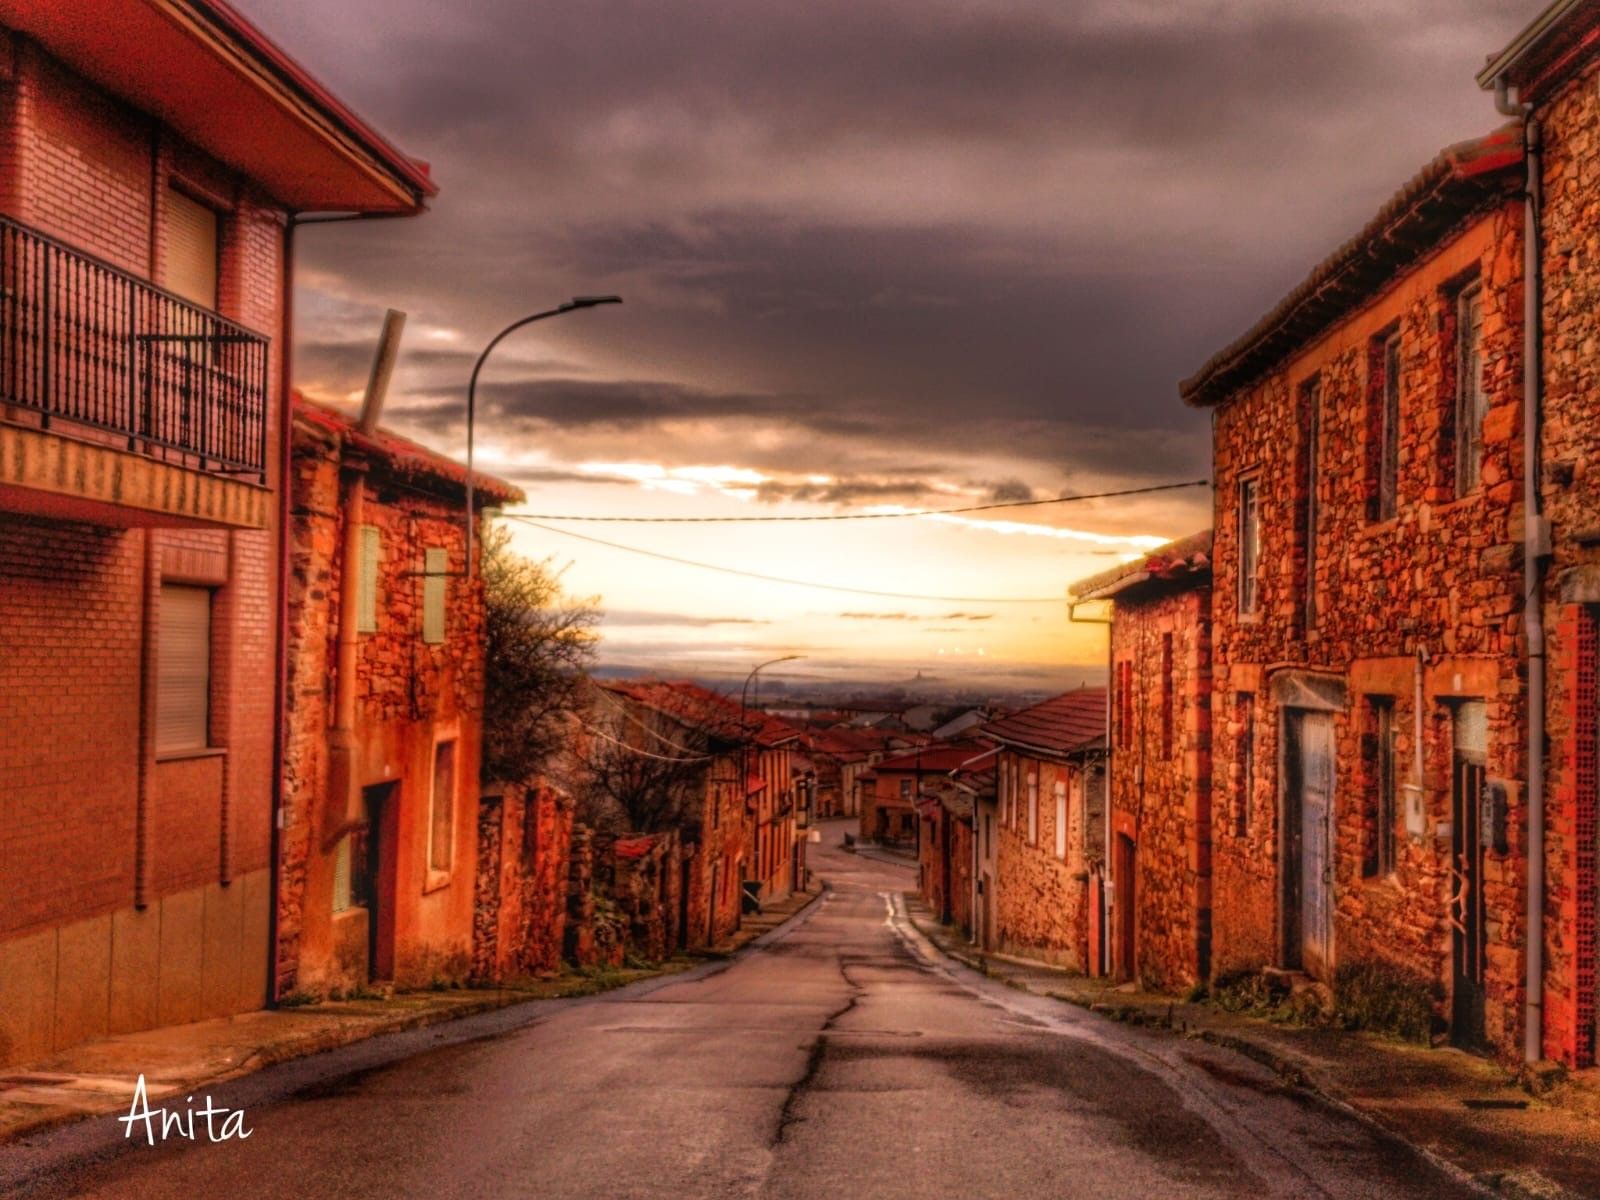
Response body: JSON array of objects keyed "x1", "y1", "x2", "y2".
[{"x1": 1496, "y1": 76, "x2": 1547, "y2": 1065}]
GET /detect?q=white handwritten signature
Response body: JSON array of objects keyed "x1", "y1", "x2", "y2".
[{"x1": 119, "y1": 1073, "x2": 253, "y2": 1145}]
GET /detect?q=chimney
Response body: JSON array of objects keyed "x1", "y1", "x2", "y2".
[{"x1": 357, "y1": 309, "x2": 407, "y2": 434}]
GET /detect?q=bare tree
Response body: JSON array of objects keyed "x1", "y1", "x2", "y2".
[
  {"x1": 481, "y1": 524, "x2": 599, "y2": 784},
  {"x1": 576, "y1": 692, "x2": 729, "y2": 835}
]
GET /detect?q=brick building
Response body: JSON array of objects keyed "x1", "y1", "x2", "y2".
[
  {"x1": 277, "y1": 397, "x2": 521, "y2": 996},
  {"x1": 0, "y1": 1, "x2": 429, "y2": 1064},
  {"x1": 1182, "y1": 126, "x2": 1528, "y2": 1054},
  {"x1": 1071, "y1": 533, "x2": 1213, "y2": 991},
  {"x1": 982, "y1": 690, "x2": 1106, "y2": 971}
]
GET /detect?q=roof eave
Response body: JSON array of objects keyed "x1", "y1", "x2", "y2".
[{"x1": 1475, "y1": 0, "x2": 1589, "y2": 90}]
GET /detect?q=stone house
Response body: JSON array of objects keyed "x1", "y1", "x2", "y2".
[
  {"x1": 473, "y1": 778, "x2": 574, "y2": 982},
  {"x1": 599, "y1": 680, "x2": 793, "y2": 947},
  {"x1": 915, "y1": 752, "x2": 994, "y2": 936},
  {"x1": 0, "y1": 1, "x2": 430, "y2": 1065},
  {"x1": 277, "y1": 396, "x2": 521, "y2": 997},
  {"x1": 1480, "y1": 0, "x2": 1600, "y2": 1069},
  {"x1": 862, "y1": 743, "x2": 987, "y2": 849},
  {"x1": 983, "y1": 690, "x2": 1107, "y2": 971},
  {"x1": 1181, "y1": 125, "x2": 1529, "y2": 1055},
  {"x1": 1070, "y1": 533, "x2": 1213, "y2": 991}
]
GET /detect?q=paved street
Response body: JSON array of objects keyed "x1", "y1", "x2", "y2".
[{"x1": 9, "y1": 821, "x2": 1477, "y2": 1199}]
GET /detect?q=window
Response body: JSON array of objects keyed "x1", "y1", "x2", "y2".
[
  {"x1": 1160, "y1": 633, "x2": 1174, "y2": 758},
  {"x1": 422, "y1": 547, "x2": 449, "y2": 644},
  {"x1": 157, "y1": 584, "x2": 212, "y2": 754},
  {"x1": 1456, "y1": 285, "x2": 1486, "y2": 496},
  {"x1": 1235, "y1": 693, "x2": 1254, "y2": 836},
  {"x1": 162, "y1": 186, "x2": 219, "y2": 309},
  {"x1": 1237, "y1": 477, "x2": 1260, "y2": 615},
  {"x1": 899, "y1": 778, "x2": 912, "y2": 801},
  {"x1": 1365, "y1": 699, "x2": 1398, "y2": 878},
  {"x1": 1027, "y1": 773, "x2": 1039, "y2": 845},
  {"x1": 1300, "y1": 376, "x2": 1320, "y2": 626},
  {"x1": 356, "y1": 525, "x2": 381, "y2": 634},
  {"x1": 429, "y1": 739, "x2": 457, "y2": 874},
  {"x1": 1377, "y1": 333, "x2": 1401, "y2": 521},
  {"x1": 984, "y1": 813, "x2": 993, "y2": 859},
  {"x1": 1054, "y1": 781, "x2": 1068, "y2": 860}
]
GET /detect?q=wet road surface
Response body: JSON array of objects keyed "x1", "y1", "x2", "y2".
[{"x1": 4, "y1": 821, "x2": 1480, "y2": 1199}]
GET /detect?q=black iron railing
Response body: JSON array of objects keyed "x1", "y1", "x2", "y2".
[{"x1": 0, "y1": 214, "x2": 270, "y2": 480}]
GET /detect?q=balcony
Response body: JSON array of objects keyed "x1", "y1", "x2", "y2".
[{"x1": 0, "y1": 215, "x2": 271, "y2": 529}]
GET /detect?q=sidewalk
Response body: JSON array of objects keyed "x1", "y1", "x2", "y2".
[
  {"x1": 903, "y1": 895, "x2": 1600, "y2": 1200},
  {"x1": 0, "y1": 882, "x2": 826, "y2": 1147}
]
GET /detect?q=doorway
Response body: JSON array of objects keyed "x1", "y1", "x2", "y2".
[
  {"x1": 1283, "y1": 710, "x2": 1335, "y2": 978},
  {"x1": 1115, "y1": 833, "x2": 1137, "y2": 982},
  {"x1": 1450, "y1": 701, "x2": 1488, "y2": 1050},
  {"x1": 360, "y1": 782, "x2": 399, "y2": 982}
]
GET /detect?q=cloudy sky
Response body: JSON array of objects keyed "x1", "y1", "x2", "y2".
[{"x1": 257, "y1": 0, "x2": 1528, "y2": 689}]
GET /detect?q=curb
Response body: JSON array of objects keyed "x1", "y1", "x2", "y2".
[{"x1": 902, "y1": 907, "x2": 1535, "y2": 1200}]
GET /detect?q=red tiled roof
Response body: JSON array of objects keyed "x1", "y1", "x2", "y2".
[
  {"x1": 294, "y1": 393, "x2": 523, "y2": 505},
  {"x1": 602, "y1": 680, "x2": 803, "y2": 749},
  {"x1": 1180, "y1": 126, "x2": 1524, "y2": 408},
  {"x1": 980, "y1": 688, "x2": 1106, "y2": 758},
  {"x1": 613, "y1": 835, "x2": 658, "y2": 861},
  {"x1": 872, "y1": 742, "x2": 994, "y2": 774},
  {"x1": 1069, "y1": 530, "x2": 1213, "y2": 602}
]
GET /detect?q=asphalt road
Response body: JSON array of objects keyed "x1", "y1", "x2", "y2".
[{"x1": 6, "y1": 820, "x2": 1480, "y2": 1199}]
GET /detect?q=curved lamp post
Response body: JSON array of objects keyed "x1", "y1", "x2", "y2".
[{"x1": 464, "y1": 295, "x2": 622, "y2": 575}]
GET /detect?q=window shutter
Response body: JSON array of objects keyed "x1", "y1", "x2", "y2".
[
  {"x1": 1054, "y1": 783, "x2": 1067, "y2": 860},
  {"x1": 356, "y1": 525, "x2": 380, "y2": 634},
  {"x1": 162, "y1": 188, "x2": 219, "y2": 309},
  {"x1": 430, "y1": 740, "x2": 457, "y2": 872},
  {"x1": 157, "y1": 585, "x2": 211, "y2": 753},
  {"x1": 422, "y1": 547, "x2": 448, "y2": 644}
]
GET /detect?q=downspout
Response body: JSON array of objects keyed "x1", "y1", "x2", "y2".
[
  {"x1": 1496, "y1": 75, "x2": 1547, "y2": 1065},
  {"x1": 267, "y1": 214, "x2": 295, "y2": 1004}
]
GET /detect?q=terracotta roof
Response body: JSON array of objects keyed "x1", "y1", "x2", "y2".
[
  {"x1": 872, "y1": 743, "x2": 994, "y2": 774},
  {"x1": 294, "y1": 394, "x2": 523, "y2": 505},
  {"x1": 980, "y1": 688, "x2": 1106, "y2": 759},
  {"x1": 1477, "y1": 0, "x2": 1600, "y2": 102},
  {"x1": 613, "y1": 835, "x2": 659, "y2": 861},
  {"x1": 1069, "y1": 530, "x2": 1213, "y2": 602},
  {"x1": 602, "y1": 680, "x2": 803, "y2": 749},
  {"x1": 1179, "y1": 126, "x2": 1524, "y2": 409}
]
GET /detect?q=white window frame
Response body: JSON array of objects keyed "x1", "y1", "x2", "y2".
[
  {"x1": 426, "y1": 735, "x2": 459, "y2": 885},
  {"x1": 1054, "y1": 780, "x2": 1067, "y2": 860},
  {"x1": 1027, "y1": 772, "x2": 1039, "y2": 846}
]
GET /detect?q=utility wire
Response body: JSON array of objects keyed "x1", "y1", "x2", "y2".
[
  {"x1": 504, "y1": 515, "x2": 1069, "y2": 603},
  {"x1": 576, "y1": 715, "x2": 716, "y2": 763},
  {"x1": 514, "y1": 479, "x2": 1207, "y2": 523},
  {"x1": 593, "y1": 685, "x2": 712, "y2": 756}
]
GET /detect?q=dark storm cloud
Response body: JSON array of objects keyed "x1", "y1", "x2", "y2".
[{"x1": 260, "y1": 0, "x2": 1532, "y2": 530}]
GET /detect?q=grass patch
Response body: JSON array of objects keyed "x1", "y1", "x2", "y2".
[{"x1": 1330, "y1": 960, "x2": 1440, "y2": 1044}]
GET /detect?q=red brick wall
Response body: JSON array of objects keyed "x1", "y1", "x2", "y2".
[
  {"x1": 1110, "y1": 583, "x2": 1211, "y2": 991},
  {"x1": 1207, "y1": 204, "x2": 1528, "y2": 1056},
  {"x1": 0, "y1": 517, "x2": 142, "y2": 935}
]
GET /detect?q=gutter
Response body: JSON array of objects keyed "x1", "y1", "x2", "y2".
[
  {"x1": 1476, "y1": 0, "x2": 1588, "y2": 90},
  {"x1": 1494, "y1": 75, "x2": 1550, "y2": 1066}
]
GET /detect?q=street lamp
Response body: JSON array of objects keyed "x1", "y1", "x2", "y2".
[{"x1": 464, "y1": 295, "x2": 622, "y2": 576}]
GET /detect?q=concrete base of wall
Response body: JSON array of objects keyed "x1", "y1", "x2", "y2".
[{"x1": 0, "y1": 869, "x2": 271, "y2": 1067}]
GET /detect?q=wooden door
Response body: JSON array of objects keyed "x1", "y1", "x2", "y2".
[
  {"x1": 1451, "y1": 701, "x2": 1488, "y2": 1050},
  {"x1": 1286, "y1": 710, "x2": 1335, "y2": 978},
  {"x1": 1116, "y1": 833, "x2": 1137, "y2": 982}
]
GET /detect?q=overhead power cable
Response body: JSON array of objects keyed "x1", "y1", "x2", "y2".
[
  {"x1": 576, "y1": 715, "x2": 716, "y2": 763},
  {"x1": 513, "y1": 479, "x2": 1207, "y2": 523},
  {"x1": 503, "y1": 515, "x2": 1068, "y2": 603}
]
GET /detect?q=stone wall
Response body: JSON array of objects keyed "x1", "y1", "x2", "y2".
[
  {"x1": 472, "y1": 780, "x2": 574, "y2": 982},
  {"x1": 1534, "y1": 53, "x2": 1600, "y2": 1067},
  {"x1": 1109, "y1": 582, "x2": 1212, "y2": 992},
  {"x1": 993, "y1": 750, "x2": 1096, "y2": 970},
  {"x1": 1207, "y1": 200, "x2": 1529, "y2": 1057}
]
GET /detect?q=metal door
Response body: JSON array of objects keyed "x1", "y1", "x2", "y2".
[
  {"x1": 1451, "y1": 701, "x2": 1488, "y2": 1050},
  {"x1": 1287, "y1": 711, "x2": 1335, "y2": 978}
]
